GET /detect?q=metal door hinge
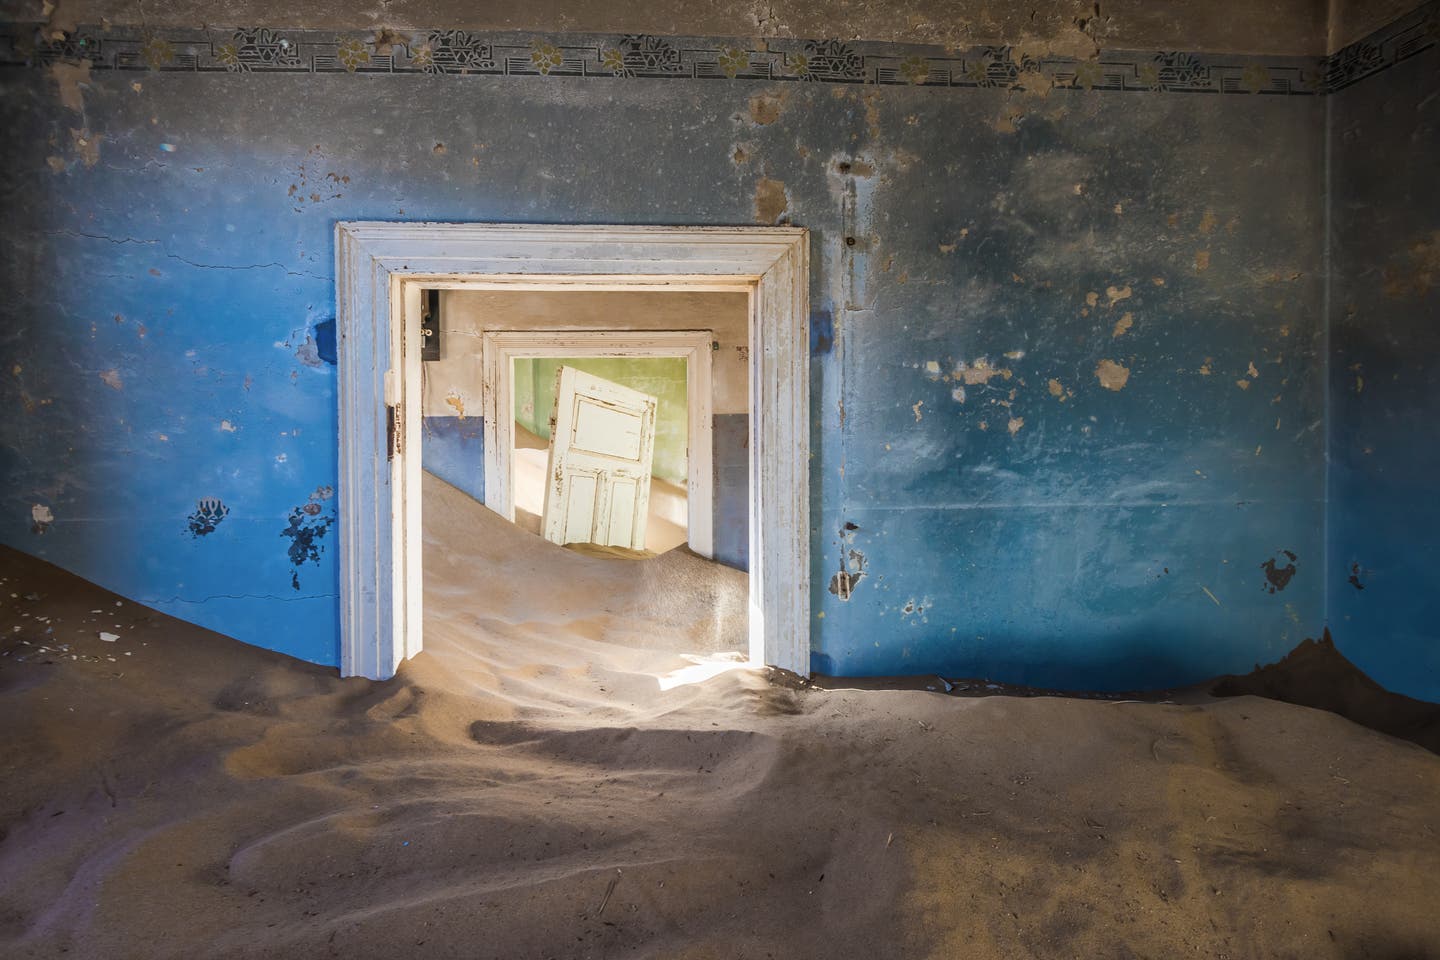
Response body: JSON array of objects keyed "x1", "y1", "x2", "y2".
[{"x1": 387, "y1": 404, "x2": 401, "y2": 461}]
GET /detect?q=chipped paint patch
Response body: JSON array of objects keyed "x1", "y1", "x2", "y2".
[
  {"x1": 219, "y1": 419, "x2": 237, "y2": 433},
  {"x1": 955, "y1": 358, "x2": 1012, "y2": 385},
  {"x1": 748, "y1": 89, "x2": 786, "y2": 125},
  {"x1": 1007, "y1": 416, "x2": 1025, "y2": 435},
  {"x1": 1047, "y1": 378, "x2": 1073, "y2": 401},
  {"x1": 49, "y1": 61, "x2": 91, "y2": 113},
  {"x1": 911, "y1": 400, "x2": 924, "y2": 422},
  {"x1": 30, "y1": 504, "x2": 53, "y2": 535},
  {"x1": 1112, "y1": 312, "x2": 1134, "y2": 337},
  {"x1": 445, "y1": 392, "x2": 467, "y2": 419},
  {"x1": 281, "y1": 490, "x2": 336, "y2": 591},
  {"x1": 754, "y1": 177, "x2": 788, "y2": 223},
  {"x1": 187, "y1": 497, "x2": 230, "y2": 537},
  {"x1": 99, "y1": 369, "x2": 123, "y2": 390},
  {"x1": 1195, "y1": 250, "x2": 1212, "y2": 272},
  {"x1": 1095, "y1": 359, "x2": 1130, "y2": 391},
  {"x1": 69, "y1": 127, "x2": 101, "y2": 167},
  {"x1": 1105, "y1": 284, "x2": 1133, "y2": 307},
  {"x1": 1261, "y1": 550, "x2": 1298, "y2": 593}
]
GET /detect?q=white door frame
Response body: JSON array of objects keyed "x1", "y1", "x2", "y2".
[
  {"x1": 335, "y1": 223, "x2": 810, "y2": 681},
  {"x1": 480, "y1": 329, "x2": 715, "y2": 558}
]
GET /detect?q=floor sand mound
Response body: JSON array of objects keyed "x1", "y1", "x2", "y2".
[{"x1": 0, "y1": 481, "x2": 1437, "y2": 958}]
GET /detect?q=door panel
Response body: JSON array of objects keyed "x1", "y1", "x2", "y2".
[{"x1": 541, "y1": 367, "x2": 657, "y2": 550}]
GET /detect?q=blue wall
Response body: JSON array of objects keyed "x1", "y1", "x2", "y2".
[
  {"x1": 1327, "y1": 31, "x2": 1440, "y2": 701},
  {"x1": 0, "y1": 16, "x2": 1428, "y2": 695}
]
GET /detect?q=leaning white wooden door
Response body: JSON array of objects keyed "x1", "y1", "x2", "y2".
[{"x1": 541, "y1": 367, "x2": 657, "y2": 549}]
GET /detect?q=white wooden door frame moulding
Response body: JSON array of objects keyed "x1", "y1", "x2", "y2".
[
  {"x1": 480, "y1": 329, "x2": 715, "y2": 559},
  {"x1": 335, "y1": 222, "x2": 811, "y2": 682}
]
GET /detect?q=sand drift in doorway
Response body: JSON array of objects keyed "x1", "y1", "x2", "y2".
[{"x1": 1, "y1": 0, "x2": 1435, "y2": 96}]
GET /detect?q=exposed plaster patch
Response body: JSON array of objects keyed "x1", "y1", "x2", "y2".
[
  {"x1": 1198, "y1": 358, "x2": 1214, "y2": 375},
  {"x1": 1112, "y1": 312, "x2": 1134, "y2": 337},
  {"x1": 99, "y1": 369, "x2": 123, "y2": 390},
  {"x1": 1007, "y1": 416, "x2": 1025, "y2": 435},
  {"x1": 748, "y1": 89, "x2": 786, "y2": 125},
  {"x1": 1094, "y1": 358, "x2": 1130, "y2": 391},
  {"x1": 219, "y1": 419, "x2": 237, "y2": 433},
  {"x1": 1105, "y1": 284, "x2": 1132, "y2": 307},
  {"x1": 69, "y1": 127, "x2": 101, "y2": 167},
  {"x1": 30, "y1": 504, "x2": 53, "y2": 535},
  {"x1": 49, "y1": 61, "x2": 91, "y2": 113},
  {"x1": 1085, "y1": 291, "x2": 1099, "y2": 308},
  {"x1": 445, "y1": 392, "x2": 467, "y2": 418},
  {"x1": 911, "y1": 400, "x2": 924, "y2": 422},
  {"x1": 1195, "y1": 250, "x2": 1211, "y2": 272},
  {"x1": 828, "y1": 523, "x2": 866, "y2": 601},
  {"x1": 371, "y1": 26, "x2": 404, "y2": 56},
  {"x1": 754, "y1": 177, "x2": 788, "y2": 223},
  {"x1": 955, "y1": 357, "x2": 1012, "y2": 385},
  {"x1": 1047, "y1": 378, "x2": 1073, "y2": 401}
]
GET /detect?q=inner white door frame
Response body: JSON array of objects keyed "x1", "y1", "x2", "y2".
[
  {"x1": 336, "y1": 222, "x2": 810, "y2": 682},
  {"x1": 480, "y1": 329, "x2": 715, "y2": 558}
]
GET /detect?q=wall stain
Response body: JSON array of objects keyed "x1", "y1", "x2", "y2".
[
  {"x1": 810, "y1": 309, "x2": 833, "y2": 356},
  {"x1": 187, "y1": 497, "x2": 230, "y2": 537},
  {"x1": 1261, "y1": 549, "x2": 1298, "y2": 593},
  {"x1": 1381, "y1": 231, "x2": 1440, "y2": 299}
]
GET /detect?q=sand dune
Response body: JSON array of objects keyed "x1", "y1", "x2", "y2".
[{"x1": 0, "y1": 474, "x2": 1438, "y2": 959}]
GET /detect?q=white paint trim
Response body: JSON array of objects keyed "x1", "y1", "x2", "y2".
[
  {"x1": 336, "y1": 223, "x2": 810, "y2": 680},
  {"x1": 479, "y1": 329, "x2": 715, "y2": 559}
]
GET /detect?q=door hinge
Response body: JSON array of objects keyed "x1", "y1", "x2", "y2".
[{"x1": 387, "y1": 404, "x2": 401, "y2": 461}]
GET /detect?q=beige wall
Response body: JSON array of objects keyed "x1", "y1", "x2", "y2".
[{"x1": 421, "y1": 289, "x2": 750, "y2": 419}]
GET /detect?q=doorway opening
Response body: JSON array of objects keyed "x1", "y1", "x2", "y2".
[{"x1": 334, "y1": 224, "x2": 809, "y2": 681}]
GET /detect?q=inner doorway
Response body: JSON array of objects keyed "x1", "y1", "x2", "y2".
[{"x1": 334, "y1": 223, "x2": 810, "y2": 681}]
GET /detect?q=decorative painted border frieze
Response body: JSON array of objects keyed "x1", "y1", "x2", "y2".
[
  {"x1": 0, "y1": 0, "x2": 1434, "y2": 96},
  {"x1": 1321, "y1": 0, "x2": 1440, "y2": 92}
]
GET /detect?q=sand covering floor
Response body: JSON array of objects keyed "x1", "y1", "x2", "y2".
[{"x1": 1, "y1": 473, "x2": 1439, "y2": 959}]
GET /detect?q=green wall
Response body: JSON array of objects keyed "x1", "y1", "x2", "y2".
[{"x1": 514, "y1": 357, "x2": 689, "y2": 485}]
